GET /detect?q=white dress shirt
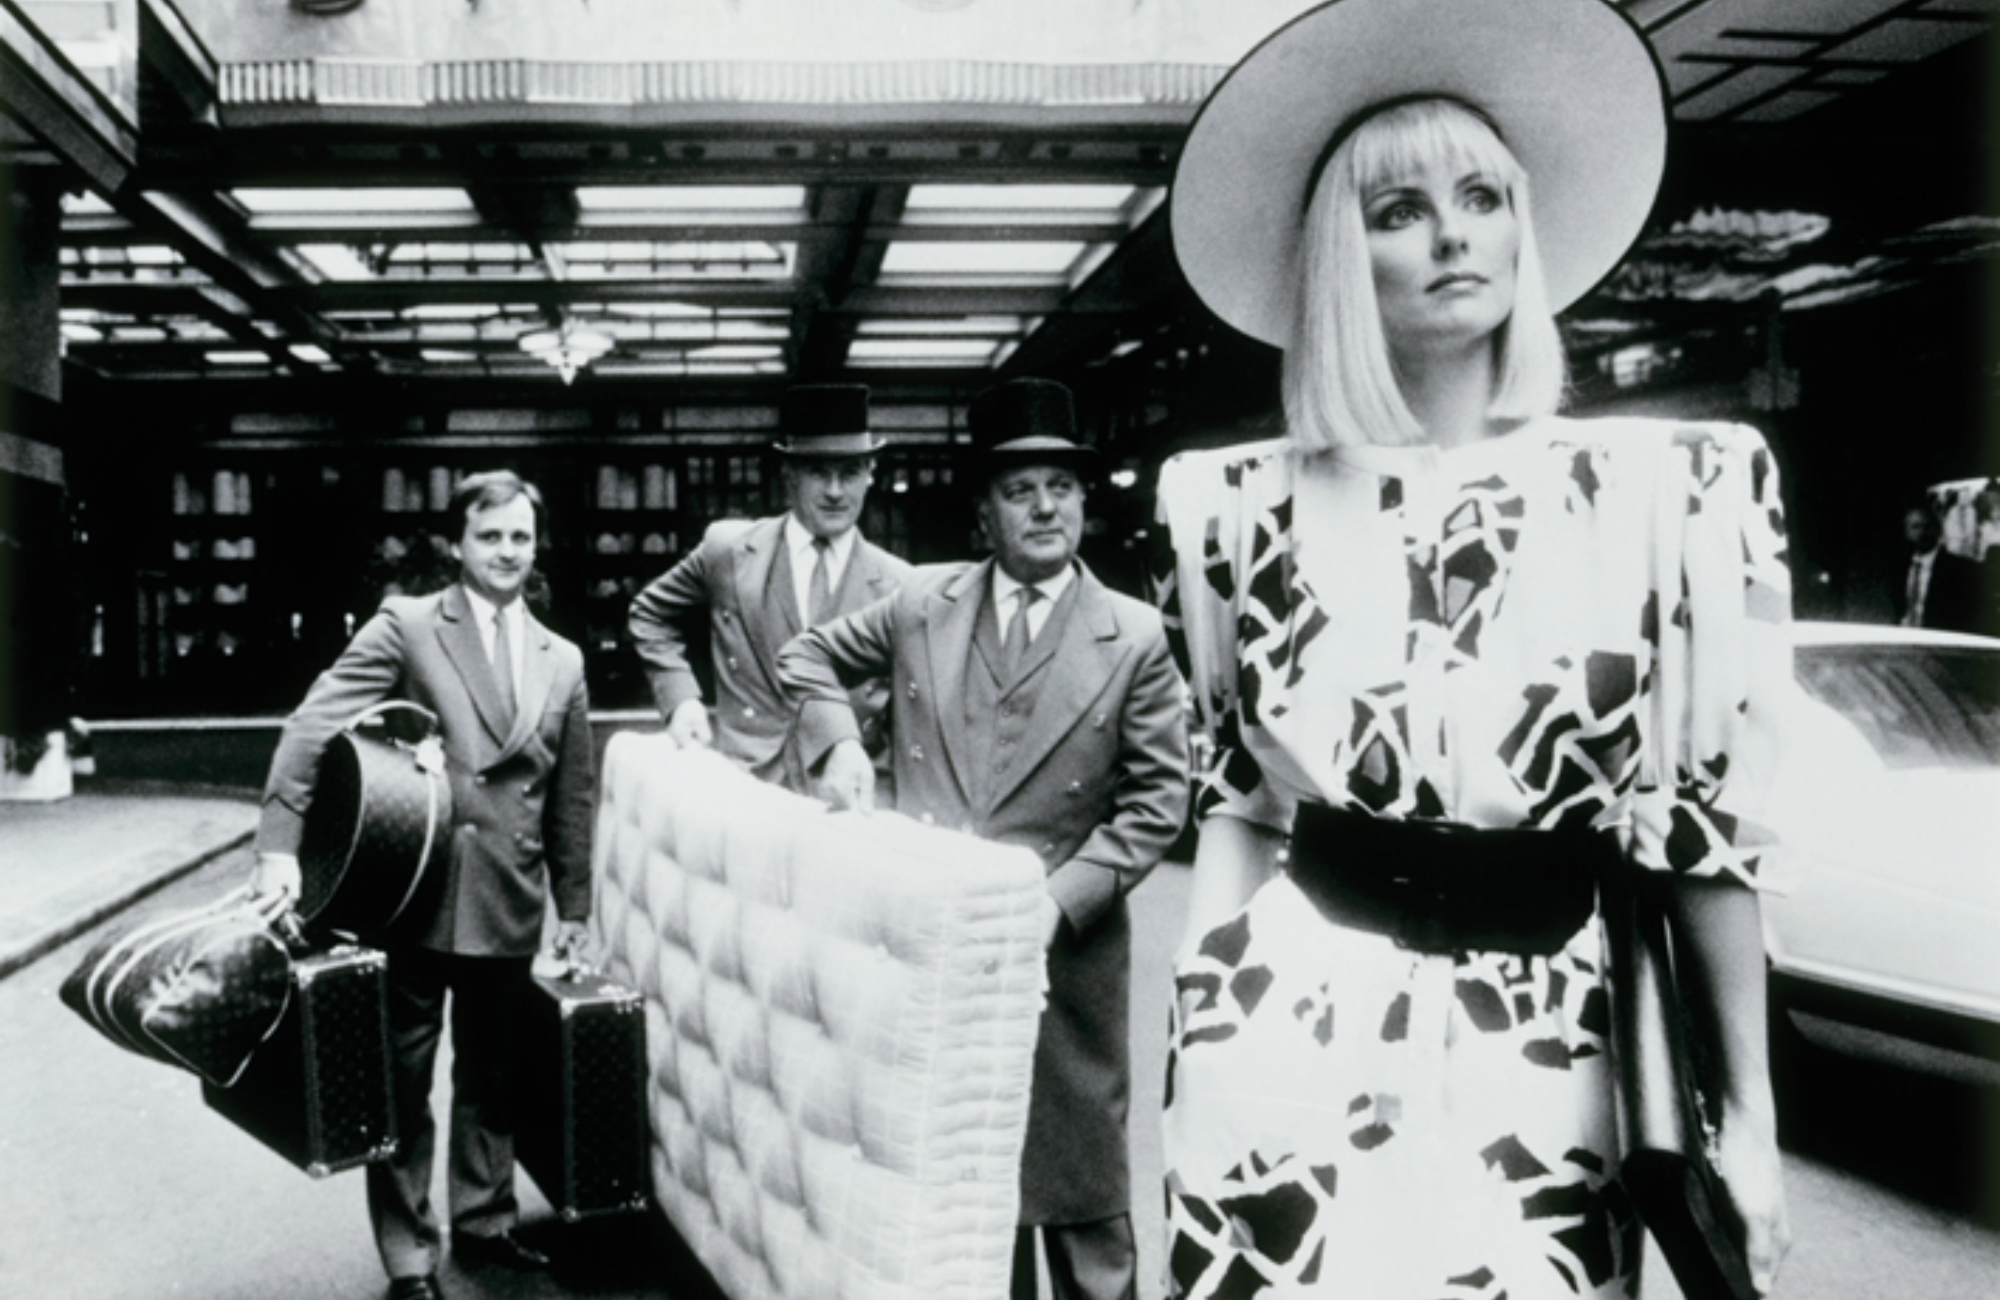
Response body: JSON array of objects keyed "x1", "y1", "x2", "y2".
[
  {"x1": 992, "y1": 561, "x2": 1077, "y2": 647},
  {"x1": 464, "y1": 587, "x2": 525, "y2": 703},
  {"x1": 784, "y1": 515, "x2": 855, "y2": 627}
]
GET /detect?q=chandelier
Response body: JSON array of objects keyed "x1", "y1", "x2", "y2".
[{"x1": 519, "y1": 323, "x2": 614, "y2": 384}]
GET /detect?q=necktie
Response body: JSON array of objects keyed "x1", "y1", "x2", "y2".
[
  {"x1": 808, "y1": 537, "x2": 834, "y2": 626},
  {"x1": 491, "y1": 607, "x2": 516, "y2": 723},
  {"x1": 1002, "y1": 586, "x2": 1041, "y2": 677}
]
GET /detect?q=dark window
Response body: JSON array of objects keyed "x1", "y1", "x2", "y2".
[{"x1": 1794, "y1": 645, "x2": 2000, "y2": 771}]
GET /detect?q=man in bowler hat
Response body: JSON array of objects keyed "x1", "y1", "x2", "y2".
[
  {"x1": 251, "y1": 470, "x2": 593, "y2": 1300},
  {"x1": 776, "y1": 378, "x2": 1190, "y2": 1300},
  {"x1": 628, "y1": 383, "x2": 912, "y2": 790}
]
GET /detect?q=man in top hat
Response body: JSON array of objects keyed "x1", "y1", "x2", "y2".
[
  {"x1": 628, "y1": 383, "x2": 912, "y2": 790},
  {"x1": 776, "y1": 377, "x2": 1189, "y2": 1300}
]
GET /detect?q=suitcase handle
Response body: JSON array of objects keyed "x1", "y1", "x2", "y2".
[{"x1": 345, "y1": 700, "x2": 442, "y2": 745}]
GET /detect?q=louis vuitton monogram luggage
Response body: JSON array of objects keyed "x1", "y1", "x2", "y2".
[
  {"x1": 516, "y1": 967, "x2": 650, "y2": 1220},
  {"x1": 294, "y1": 700, "x2": 451, "y2": 943},
  {"x1": 202, "y1": 942, "x2": 397, "y2": 1177}
]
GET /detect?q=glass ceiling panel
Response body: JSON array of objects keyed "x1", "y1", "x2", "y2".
[
  {"x1": 231, "y1": 188, "x2": 475, "y2": 215},
  {"x1": 878, "y1": 242, "x2": 1085, "y2": 277},
  {"x1": 855, "y1": 316, "x2": 1026, "y2": 336},
  {"x1": 849, "y1": 338, "x2": 999, "y2": 364},
  {"x1": 296, "y1": 245, "x2": 380, "y2": 281},
  {"x1": 575, "y1": 186, "x2": 806, "y2": 212},
  {"x1": 906, "y1": 185, "x2": 1137, "y2": 212}
]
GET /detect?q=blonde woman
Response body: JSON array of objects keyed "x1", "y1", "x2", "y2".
[{"x1": 1152, "y1": 0, "x2": 1792, "y2": 1295}]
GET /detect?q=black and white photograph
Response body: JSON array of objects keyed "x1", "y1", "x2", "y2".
[{"x1": 1, "y1": 1, "x2": 1994, "y2": 1298}]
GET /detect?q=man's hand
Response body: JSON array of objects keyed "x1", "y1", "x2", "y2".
[
  {"x1": 813, "y1": 739, "x2": 876, "y2": 813},
  {"x1": 665, "y1": 698, "x2": 714, "y2": 750},
  {"x1": 551, "y1": 919, "x2": 593, "y2": 969},
  {"x1": 250, "y1": 852, "x2": 302, "y2": 905}
]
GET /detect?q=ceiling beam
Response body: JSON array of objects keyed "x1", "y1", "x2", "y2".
[
  {"x1": 1000, "y1": 206, "x2": 1183, "y2": 378},
  {"x1": 0, "y1": 1, "x2": 137, "y2": 194},
  {"x1": 790, "y1": 183, "x2": 900, "y2": 379}
]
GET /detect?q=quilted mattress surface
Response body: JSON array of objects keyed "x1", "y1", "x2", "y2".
[{"x1": 592, "y1": 735, "x2": 1049, "y2": 1300}]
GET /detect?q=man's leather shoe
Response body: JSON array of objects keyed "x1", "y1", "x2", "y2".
[
  {"x1": 454, "y1": 1229, "x2": 551, "y2": 1272},
  {"x1": 386, "y1": 1275, "x2": 444, "y2": 1300}
]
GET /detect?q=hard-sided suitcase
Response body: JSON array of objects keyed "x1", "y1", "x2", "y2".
[
  {"x1": 202, "y1": 943, "x2": 398, "y2": 1177},
  {"x1": 516, "y1": 967, "x2": 650, "y2": 1220}
]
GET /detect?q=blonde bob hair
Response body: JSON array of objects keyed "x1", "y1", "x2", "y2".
[{"x1": 1282, "y1": 97, "x2": 1567, "y2": 452}]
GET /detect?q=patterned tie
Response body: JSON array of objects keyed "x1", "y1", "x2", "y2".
[
  {"x1": 1002, "y1": 586, "x2": 1041, "y2": 678},
  {"x1": 491, "y1": 607, "x2": 516, "y2": 724},
  {"x1": 808, "y1": 537, "x2": 835, "y2": 626}
]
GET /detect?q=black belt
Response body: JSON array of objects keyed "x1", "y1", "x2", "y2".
[{"x1": 1286, "y1": 803, "x2": 1614, "y2": 957}]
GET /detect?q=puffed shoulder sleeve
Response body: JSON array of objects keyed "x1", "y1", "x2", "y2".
[
  {"x1": 1632, "y1": 423, "x2": 1795, "y2": 891},
  {"x1": 1152, "y1": 449, "x2": 1286, "y2": 831}
]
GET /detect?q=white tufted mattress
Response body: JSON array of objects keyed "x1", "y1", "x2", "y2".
[{"x1": 591, "y1": 734, "x2": 1050, "y2": 1300}]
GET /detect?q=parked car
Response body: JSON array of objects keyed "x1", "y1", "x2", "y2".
[{"x1": 1762, "y1": 621, "x2": 2000, "y2": 1057}]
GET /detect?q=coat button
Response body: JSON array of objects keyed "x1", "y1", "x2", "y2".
[
  {"x1": 906, "y1": 682, "x2": 919, "y2": 699},
  {"x1": 1093, "y1": 713, "x2": 1107, "y2": 730},
  {"x1": 728, "y1": 656, "x2": 740, "y2": 669},
  {"x1": 474, "y1": 774, "x2": 487, "y2": 785},
  {"x1": 743, "y1": 707, "x2": 757, "y2": 718},
  {"x1": 1066, "y1": 780, "x2": 1082, "y2": 796},
  {"x1": 911, "y1": 744, "x2": 925, "y2": 761}
]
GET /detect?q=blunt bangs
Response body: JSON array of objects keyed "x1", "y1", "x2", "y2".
[{"x1": 1345, "y1": 99, "x2": 1525, "y2": 214}]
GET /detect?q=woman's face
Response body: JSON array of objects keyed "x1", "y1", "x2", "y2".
[{"x1": 1362, "y1": 152, "x2": 1520, "y2": 364}]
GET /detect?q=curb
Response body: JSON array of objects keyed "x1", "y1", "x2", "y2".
[{"x1": 0, "y1": 830, "x2": 254, "y2": 982}]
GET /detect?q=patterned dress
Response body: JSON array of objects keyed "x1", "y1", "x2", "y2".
[{"x1": 1150, "y1": 417, "x2": 1794, "y2": 1300}]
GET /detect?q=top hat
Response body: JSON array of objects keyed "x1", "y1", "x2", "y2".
[
  {"x1": 966, "y1": 379, "x2": 1099, "y2": 480},
  {"x1": 1171, "y1": 0, "x2": 1667, "y2": 347},
  {"x1": 771, "y1": 384, "x2": 888, "y2": 458}
]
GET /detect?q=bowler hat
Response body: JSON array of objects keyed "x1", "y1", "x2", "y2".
[
  {"x1": 967, "y1": 379, "x2": 1099, "y2": 480},
  {"x1": 1172, "y1": 0, "x2": 1667, "y2": 346},
  {"x1": 772, "y1": 384, "x2": 887, "y2": 458}
]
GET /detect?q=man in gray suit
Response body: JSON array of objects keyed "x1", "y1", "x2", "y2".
[
  {"x1": 628, "y1": 383, "x2": 911, "y2": 790},
  {"x1": 777, "y1": 378, "x2": 1190, "y2": 1300},
  {"x1": 251, "y1": 470, "x2": 593, "y2": 1300}
]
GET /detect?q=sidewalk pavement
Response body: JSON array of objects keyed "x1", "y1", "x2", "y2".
[{"x1": 0, "y1": 783, "x2": 259, "y2": 980}]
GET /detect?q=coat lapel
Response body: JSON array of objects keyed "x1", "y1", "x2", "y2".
[
  {"x1": 732, "y1": 516, "x2": 790, "y2": 689},
  {"x1": 436, "y1": 585, "x2": 512, "y2": 748},
  {"x1": 925, "y1": 560, "x2": 991, "y2": 806},
  {"x1": 989, "y1": 567, "x2": 1125, "y2": 809},
  {"x1": 845, "y1": 540, "x2": 899, "y2": 612}
]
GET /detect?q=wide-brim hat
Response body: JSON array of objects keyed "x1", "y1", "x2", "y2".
[
  {"x1": 1172, "y1": 0, "x2": 1667, "y2": 347},
  {"x1": 967, "y1": 379, "x2": 1100, "y2": 480},
  {"x1": 771, "y1": 383, "x2": 888, "y2": 458}
]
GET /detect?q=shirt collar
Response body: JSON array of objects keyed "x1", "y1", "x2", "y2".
[
  {"x1": 463, "y1": 585, "x2": 507, "y2": 628},
  {"x1": 993, "y1": 560, "x2": 1077, "y2": 608},
  {"x1": 784, "y1": 514, "x2": 855, "y2": 567}
]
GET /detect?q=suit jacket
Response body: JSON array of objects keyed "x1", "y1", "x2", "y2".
[
  {"x1": 777, "y1": 558, "x2": 1190, "y2": 1224},
  {"x1": 256, "y1": 585, "x2": 595, "y2": 958},
  {"x1": 628, "y1": 513, "x2": 911, "y2": 787},
  {"x1": 1923, "y1": 549, "x2": 1997, "y2": 637}
]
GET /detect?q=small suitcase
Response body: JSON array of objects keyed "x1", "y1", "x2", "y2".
[
  {"x1": 516, "y1": 967, "x2": 650, "y2": 1220},
  {"x1": 203, "y1": 943, "x2": 398, "y2": 1178}
]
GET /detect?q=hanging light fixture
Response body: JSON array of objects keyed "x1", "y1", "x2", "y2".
[{"x1": 519, "y1": 322, "x2": 615, "y2": 384}]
